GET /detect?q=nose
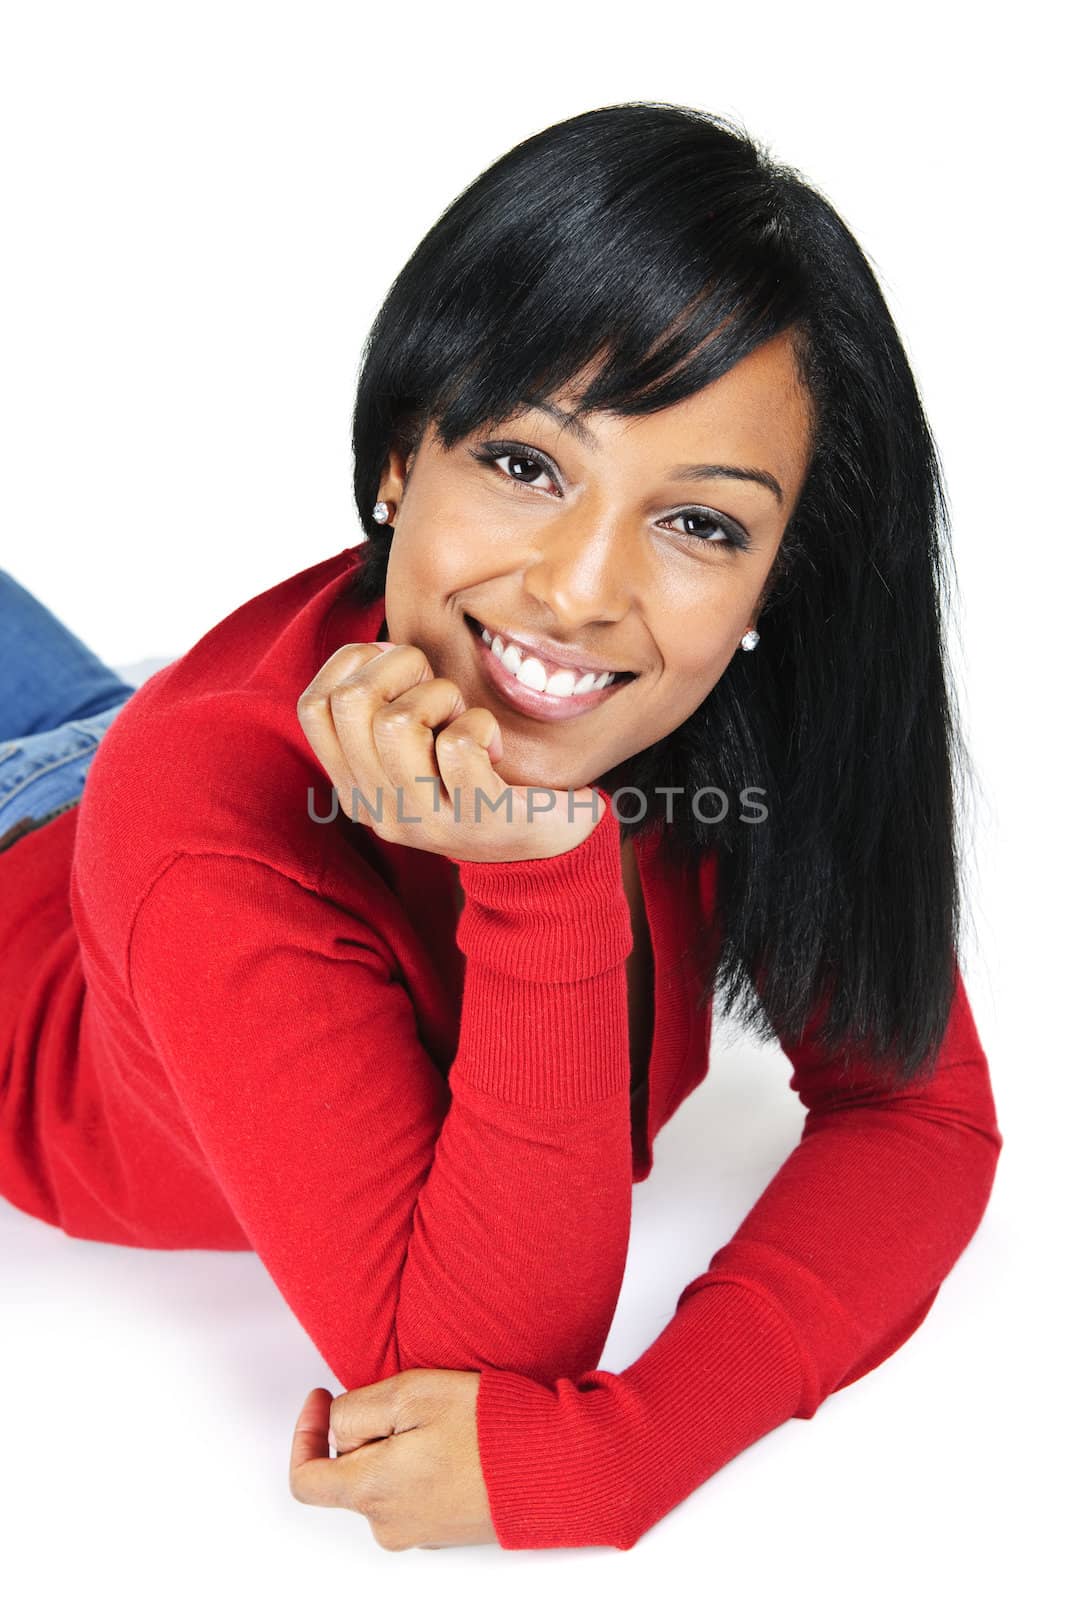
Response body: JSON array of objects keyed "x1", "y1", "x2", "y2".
[{"x1": 521, "y1": 507, "x2": 633, "y2": 630}]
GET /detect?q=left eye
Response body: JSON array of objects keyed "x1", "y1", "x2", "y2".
[
  {"x1": 661, "y1": 510, "x2": 735, "y2": 544},
  {"x1": 485, "y1": 448, "x2": 554, "y2": 490}
]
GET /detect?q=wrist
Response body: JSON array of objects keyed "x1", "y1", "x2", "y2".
[{"x1": 447, "y1": 788, "x2": 631, "y2": 983}]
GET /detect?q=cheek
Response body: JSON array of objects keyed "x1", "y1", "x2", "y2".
[
  {"x1": 665, "y1": 637, "x2": 734, "y2": 699},
  {"x1": 384, "y1": 526, "x2": 461, "y2": 625},
  {"x1": 635, "y1": 648, "x2": 731, "y2": 737},
  {"x1": 404, "y1": 534, "x2": 479, "y2": 611}
]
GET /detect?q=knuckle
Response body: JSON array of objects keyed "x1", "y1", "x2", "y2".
[
  {"x1": 331, "y1": 677, "x2": 376, "y2": 708},
  {"x1": 438, "y1": 730, "x2": 481, "y2": 758},
  {"x1": 373, "y1": 705, "x2": 418, "y2": 737},
  {"x1": 390, "y1": 1372, "x2": 425, "y2": 1429},
  {"x1": 296, "y1": 690, "x2": 326, "y2": 720},
  {"x1": 333, "y1": 642, "x2": 384, "y2": 670},
  {"x1": 439, "y1": 706, "x2": 491, "y2": 744}
]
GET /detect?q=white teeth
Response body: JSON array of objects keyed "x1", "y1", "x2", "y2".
[
  {"x1": 475, "y1": 620, "x2": 619, "y2": 696},
  {"x1": 516, "y1": 654, "x2": 548, "y2": 691},
  {"x1": 544, "y1": 668, "x2": 579, "y2": 697}
]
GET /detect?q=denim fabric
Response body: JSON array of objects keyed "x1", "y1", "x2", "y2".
[
  {"x1": 0, "y1": 569, "x2": 136, "y2": 840},
  {"x1": 0, "y1": 702, "x2": 133, "y2": 837}
]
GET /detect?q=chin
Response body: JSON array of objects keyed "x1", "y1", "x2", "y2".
[{"x1": 494, "y1": 754, "x2": 585, "y2": 793}]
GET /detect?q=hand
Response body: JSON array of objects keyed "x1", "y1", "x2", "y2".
[
  {"x1": 296, "y1": 640, "x2": 607, "y2": 863},
  {"x1": 289, "y1": 1369, "x2": 498, "y2": 1551}
]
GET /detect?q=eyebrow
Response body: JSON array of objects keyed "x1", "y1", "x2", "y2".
[{"x1": 525, "y1": 398, "x2": 785, "y2": 506}]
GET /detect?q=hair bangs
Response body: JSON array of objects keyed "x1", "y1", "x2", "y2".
[{"x1": 404, "y1": 184, "x2": 810, "y2": 455}]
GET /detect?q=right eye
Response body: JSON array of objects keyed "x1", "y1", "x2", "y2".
[{"x1": 468, "y1": 442, "x2": 559, "y2": 494}]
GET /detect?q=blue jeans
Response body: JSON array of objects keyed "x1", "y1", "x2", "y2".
[{"x1": 0, "y1": 570, "x2": 138, "y2": 839}]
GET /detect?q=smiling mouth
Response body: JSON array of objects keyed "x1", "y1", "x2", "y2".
[
  {"x1": 464, "y1": 613, "x2": 637, "y2": 688},
  {"x1": 463, "y1": 612, "x2": 637, "y2": 721}
]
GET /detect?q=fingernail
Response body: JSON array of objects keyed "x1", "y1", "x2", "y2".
[
  {"x1": 375, "y1": 641, "x2": 400, "y2": 652},
  {"x1": 489, "y1": 729, "x2": 504, "y2": 761},
  {"x1": 328, "y1": 1426, "x2": 338, "y2": 1451}
]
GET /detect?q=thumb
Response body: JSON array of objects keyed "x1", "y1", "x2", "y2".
[
  {"x1": 289, "y1": 1387, "x2": 333, "y2": 1475},
  {"x1": 454, "y1": 705, "x2": 503, "y2": 763}
]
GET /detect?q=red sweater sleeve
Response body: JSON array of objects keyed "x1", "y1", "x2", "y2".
[
  {"x1": 126, "y1": 793, "x2": 636, "y2": 1393},
  {"x1": 473, "y1": 959, "x2": 1004, "y2": 1550}
]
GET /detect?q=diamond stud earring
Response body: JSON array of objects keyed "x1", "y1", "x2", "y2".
[
  {"x1": 739, "y1": 628, "x2": 760, "y2": 651},
  {"x1": 372, "y1": 500, "x2": 392, "y2": 524}
]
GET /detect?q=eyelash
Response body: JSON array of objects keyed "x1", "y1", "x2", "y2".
[{"x1": 467, "y1": 440, "x2": 752, "y2": 552}]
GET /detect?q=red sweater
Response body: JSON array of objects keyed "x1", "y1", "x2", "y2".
[{"x1": 0, "y1": 543, "x2": 1004, "y2": 1550}]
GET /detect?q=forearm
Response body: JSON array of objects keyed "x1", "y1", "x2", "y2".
[
  {"x1": 127, "y1": 807, "x2": 638, "y2": 1400},
  {"x1": 472, "y1": 995, "x2": 1003, "y2": 1550},
  {"x1": 395, "y1": 802, "x2": 636, "y2": 1381},
  {"x1": 702, "y1": 1054, "x2": 1003, "y2": 1413}
]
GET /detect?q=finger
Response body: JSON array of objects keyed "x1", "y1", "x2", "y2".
[
  {"x1": 299, "y1": 643, "x2": 428, "y2": 822},
  {"x1": 323, "y1": 644, "x2": 441, "y2": 822},
  {"x1": 289, "y1": 1387, "x2": 350, "y2": 1509},
  {"x1": 370, "y1": 677, "x2": 469, "y2": 811},
  {"x1": 434, "y1": 707, "x2": 508, "y2": 816},
  {"x1": 296, "y1": 642, "x2": 396, "y2": 803},
  {"x1": 298, "y1": 641, "x2": 398, "y2": 705},
  {"x1": 330, "y1": 1375, "x2": 408, "y2": 1453}
]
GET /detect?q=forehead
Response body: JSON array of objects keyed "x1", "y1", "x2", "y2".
[{"x1": 541, "y1": 329, "x2": 815, "y2": 494}]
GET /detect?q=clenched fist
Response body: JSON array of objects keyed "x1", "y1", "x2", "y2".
[{"x1": 297, "y1": 640, "x2": 606, "y2": 863}]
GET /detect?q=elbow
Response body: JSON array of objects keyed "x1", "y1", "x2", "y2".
[
  {"x1": 938, "y1": 1082, "x2": 1005, "y2": 1235},
  {"x1": 963, "y1": 1114, "x2": 1003, "y2": 1253},
  {"x1": 392, "y1": 1303, "x2": 603, "y2": 1387},
  {"x1": 321, "y1": 1265, "x2": 605, "y2": 1398}
]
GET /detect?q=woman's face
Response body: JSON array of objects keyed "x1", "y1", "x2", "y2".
[{"x1": 376, "y1": 328, "x2": 815, "y2": 794}]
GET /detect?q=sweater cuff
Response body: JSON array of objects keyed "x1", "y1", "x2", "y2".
[
  {"x1": 475, "y1": 1278, "x2": 806, "y2": 1550},
  {"x1": 446, "y1": 786, "x2": 632, "y2": 983}
]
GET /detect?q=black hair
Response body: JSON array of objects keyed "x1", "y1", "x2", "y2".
[{"x1": 347, "y1": 100, "x2": 976, "y2": 1087}]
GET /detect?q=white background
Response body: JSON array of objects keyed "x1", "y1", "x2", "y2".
[{"x1": 1, "y1": 2, "x2": 1060, "y2": 1596}]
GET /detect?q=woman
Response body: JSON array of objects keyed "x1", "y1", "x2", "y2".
[{"x1": 0, "y1": 101, "x2": 1003, "y2": 1553}]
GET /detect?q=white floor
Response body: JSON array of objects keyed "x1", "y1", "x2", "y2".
[
  {"x1": 0, "y1": 1007, "x2": 1036, "y2": 1599},
  {"x1": 113, "y1": 657, "x2": 179, "y2": 689}
]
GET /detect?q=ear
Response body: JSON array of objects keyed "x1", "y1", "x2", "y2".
[{"x1": 376, "y1": 444, "x2": 411, "y2": 511}]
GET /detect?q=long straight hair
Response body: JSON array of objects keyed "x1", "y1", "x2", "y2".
[{"x1": 346, "y1": 101, "x2": 974, "y2": 1087}]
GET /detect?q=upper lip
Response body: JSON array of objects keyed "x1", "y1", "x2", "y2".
[{"x1": 467, "y1": 614, "x2": 636, "y2": 678}]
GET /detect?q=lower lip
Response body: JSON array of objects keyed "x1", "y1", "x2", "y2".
[{"x1": 465, "y1": 616, "x2": 635, "y2": 724}]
